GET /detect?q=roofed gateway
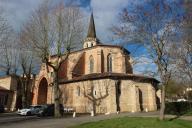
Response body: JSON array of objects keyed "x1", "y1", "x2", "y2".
[{"x1": 32, "y1": 14, "x2": 160, "y2": 114}]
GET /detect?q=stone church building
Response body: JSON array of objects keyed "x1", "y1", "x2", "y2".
[{"x1": 32, "y1": 14, "x2": 159, "y2": 114}]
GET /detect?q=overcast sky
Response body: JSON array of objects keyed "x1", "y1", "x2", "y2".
[
  {"x1": 0, "y1": 0, "x2": 135, "y2": 42},
  {"x1": 0, "y1": 0, "x2": 155, "y2": 76}
]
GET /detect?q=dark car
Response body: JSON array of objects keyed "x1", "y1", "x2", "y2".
[
  {"x1": 0, "y1": 104, "x2": 5, "y2": 113},
  {"x1": 37, "y1": 104, "x2": 64, "y2": 117}
]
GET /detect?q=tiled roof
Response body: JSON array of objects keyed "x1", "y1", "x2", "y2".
[
  {"x1": 59, "y1": 73, "x2": 159, "y2": 84},
  {"x1": 0, "y1": 86, "x2": 10, "y2": 92}
]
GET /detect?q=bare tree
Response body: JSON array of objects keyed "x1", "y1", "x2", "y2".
[
  {"x1": 168, "y1": 1, "x2": 192, "y2": 100},
  {"x1": 21, "y1": 1, "x2": 84, "y2": 117},
  {"x1": 0, "y1": 11, "x2": 15, "y2": 75},
  {"x1": 0, "y1": 10, "x2": 39, "y2": 109},
  {"x1": 170, "y1": 40, "x2": 192, "y2": 83},
  {"x1": 177, "y1": 0, "x2": 192, "y2": 82},
  {"x1": 0, "y1": 11, "x2": 22, "y2": 76},
  {"x1": 82, "y1": 80, "x2": 110, "y2": 116},
  {"x1": 3, "y1": 33, "x2": 39, "y2": 108},
  {"x1": 18, "y1": 38, "x2": 40, "y2": 108},
  {"x1": 111, "y1": 0, "x2": 183, "y2": 120},
  {"x1": 0, "y1": 11, "x2": 9, "y2": 45},
  {"x1": 0, "y1": 33, "x2": 24, "y2": 76}
]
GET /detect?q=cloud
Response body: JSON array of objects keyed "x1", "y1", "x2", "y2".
[
  {"x1": 0, "y1": 0, "x2": 42, "y2": 31},
  {"x1": 0, "y1": 0, "x2": 135, "y2": 41},
  {"x1": 90, "y1": 0, "x2": 131, "y2": 42},
  {"x1": 0, "y1": 0, "x2": 157, "y2": 77}
]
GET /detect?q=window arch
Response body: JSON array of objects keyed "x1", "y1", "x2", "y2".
[
  {"x1": 107, "y1": 54, "x2": 112, "y2": 72},
  {"x1": 89, "y1": 55, "x2": 94, "y2": 73}
]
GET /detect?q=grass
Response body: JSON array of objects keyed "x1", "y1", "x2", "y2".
[
  {"x1": 70, "y1": 117, "x2": 192, "y2": 128},
  {"x1": 184, "y1": 109, "x2": 192, "y2": 116}
]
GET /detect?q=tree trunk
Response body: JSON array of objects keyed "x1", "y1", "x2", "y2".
[
  {"x1": 159, "y1": 85, "x2": 165, "y2": 120},
  {"x1": 22, "y1": 95, "x2": 27, "y2": 108},
  {"x1": 21, "y1": 80, "x2": 27, "y2": 108},
  {"x1": 26, "y1": 77, "x2": 31, "y2": 107},
  {"x1": 53, "y1": 71, "x2": 62, "y2": 118}
]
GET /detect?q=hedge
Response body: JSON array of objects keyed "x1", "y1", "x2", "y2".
[{"x1": 165, "y1": 102, "x2": 192, "y2": 115}]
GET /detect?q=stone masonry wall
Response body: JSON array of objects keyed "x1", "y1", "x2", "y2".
[
  {"x1": 137, "y1": 83, "x2": 157, "y2": 111},
  {"x1": 57, "y1": 46, "x2": 133, "y2": 80},
  {"x1": 119, "y1": 80, "x2": 157, "y2": 112},
  {"x1": 120, "y1": 80, "x2": 140, "y2": 112},
  {"x1": 60, "y1": 79, "x2": 117, "y2": 113}
]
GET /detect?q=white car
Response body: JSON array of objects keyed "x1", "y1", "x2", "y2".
[
  {"x1": 17, "y1": 105, "x2": 43, "y2": 116},
  {"x1": 177, "y1": 98, "x2": 187, "y2": 102}
]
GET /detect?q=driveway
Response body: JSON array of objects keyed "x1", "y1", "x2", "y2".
[{"x1": 0, "y1": 111, "x2": 191, "y2": 128}]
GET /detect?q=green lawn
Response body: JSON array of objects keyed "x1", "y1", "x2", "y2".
[{"x1": 70, "y1": 117, "x2": 192, "y2": 128}]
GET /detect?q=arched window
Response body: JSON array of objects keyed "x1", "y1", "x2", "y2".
[
  {"x1": 89, "y1": 55, "x2": 94, "y2": 73},
  {"x1": 107, "y1": 54, "x2": 112, "y2": 72},
  {"x1": 77, "y1": 86, "x2": 80, "y2": 96}
]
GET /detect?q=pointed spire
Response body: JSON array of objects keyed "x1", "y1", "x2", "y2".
[{"x1": 87, "y1": 12, "x2": 96, "y2": 38}]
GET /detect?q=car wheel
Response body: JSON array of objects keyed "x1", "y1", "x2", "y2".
[
  {"x1": 38, "y1": 112, "x2": 44, "y2": 117},
  {"x1": 27, "y1": 111, "x2": 31, "y2": 116}
]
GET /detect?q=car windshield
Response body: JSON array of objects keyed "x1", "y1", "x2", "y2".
[
  {"x1": 34, "y1": 106, "x2": 42, "y2": 108},
  {"x1": 27, "y1": 105, "x2": 42, "y2": 109}
]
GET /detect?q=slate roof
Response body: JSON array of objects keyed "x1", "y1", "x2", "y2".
[{"x1": 87, "y1": 12, "x2": 96, "y2": 38}]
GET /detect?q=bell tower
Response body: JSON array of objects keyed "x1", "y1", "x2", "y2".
[{"x1": 83, "y1": 13, "x2": 100, "y2": 48}]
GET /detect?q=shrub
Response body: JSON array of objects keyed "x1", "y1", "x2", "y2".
[{"x1": 165, "y1": 102, "x2": 192, "y2": 115}]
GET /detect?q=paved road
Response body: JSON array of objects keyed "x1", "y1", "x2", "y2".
[
  {"x1": 0, "y1": 112, "x2": 191, "y2": 128},
  {"x1": 0, "y1": 112, "x2": 40, "y2": 124}
]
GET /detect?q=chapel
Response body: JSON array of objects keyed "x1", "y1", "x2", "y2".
[{"x1": 32, "y1": 13, "x2": 160, "y2": 113}]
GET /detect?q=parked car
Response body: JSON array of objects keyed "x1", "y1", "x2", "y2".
[
  {"x1": 17, "y1": 105, "x2": 43, "y2": 116},
  {"x1": 177, "y1": 98, "x2": 187, "y2": 102},
  {"x1": 37, "y1": 104, "x2": 64, "y2": 117},
  {"x1": 0, "y1": 104, "x2": 5, "y2": 113}
]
